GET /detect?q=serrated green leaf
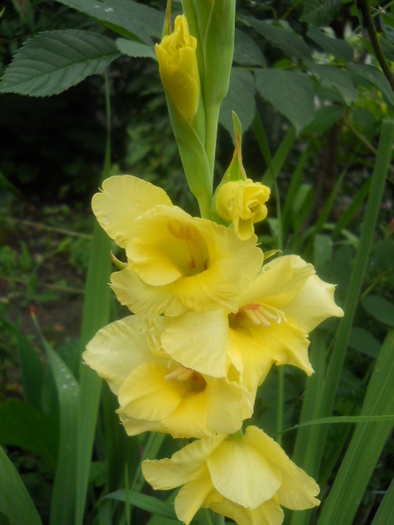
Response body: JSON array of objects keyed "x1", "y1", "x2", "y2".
[
  {"x1": 0, "y1": 445, "x2": 43, "y2": 525},
  {"x1": 255, "y1": 69, "x2": 314, "y2": 133},
  {"x1": 241, "y1": 16, "x2": 312, "y2": 59},
  {"x1": 219, "y1": 68, "x2": 255, "y2": 140},
  {"x1": 0, "y1": 399, "x2": 59, "y2": 470},
  {"x1": 56, "y1": 0, "x2": 162, "y2": 42},
  {"x1": 304, "y1": 105, "x2": 344, "y2": 133},
  {"x1": 234, "y1": 28, "x2": 265, "y2": 66},
  {"x1": 301, "y1": 0, "x2": 343, "y2": 26},
  {"x1": 116, "y1": 38, "x2": 156, "y2": 59},
  {"x1": 0, "y1": 30, "x2": 120, "y2": 97},
  {"x1": 362, "y1": 295, "x2": 394, "y2": 327},
  {"x1": 348, "y1": 63, "x2": 394, "y2": 105},
  {"x1": 308, "y1": 63, "x2": 357, "y2": 105},
  {"x1": 307, "y1": 27, "x2": 354, "y2": 61}
]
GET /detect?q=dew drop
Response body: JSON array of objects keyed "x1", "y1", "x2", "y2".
[
  {"x1": 104, "y1": 7, "x2": 114, "y2": 12},
  {"x1": 100, "y1": 216, "x2": 110, "y2": 226}
]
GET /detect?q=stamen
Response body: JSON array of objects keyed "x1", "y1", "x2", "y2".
[
  {"x1": 165, "y1": 365, "x2": 206, "y2": 392},
  {"x1": 243, "y1": 303, "x2": 287, "y2": 327}
]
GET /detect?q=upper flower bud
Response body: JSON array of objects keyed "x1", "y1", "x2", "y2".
[
  {"x1": 155, "y1": 15, "x2": 200, "y2": 122},
  {"x1": 216, "y1": 179, "x2": 271, "y2": 240}
]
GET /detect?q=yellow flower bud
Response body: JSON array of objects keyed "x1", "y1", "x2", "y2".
[
  {"x1": 155, "y1": 15, "x2": 200, "y2": 122},
  {"x1": 216, "y1": 179, "x2": 271, "y2": 240}
]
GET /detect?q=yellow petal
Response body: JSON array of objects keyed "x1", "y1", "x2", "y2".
[
  {"x1": 207, "y1": 437, "x2": 282, "y2": 508},
  {"x1": 118, "y1": 363, "x2": 186, "y2": 421},
  {"x1": 92, "y1": 175, "x2": 172, "y2": 248},
  {"x1": 284, "y1": 274, "x2": 344, "y2": 332},
  {"x1": 243, "y1": 426, "x2": 320, "y2": 510},
  {"x1": 142, "y1": 435, "x2": 225, "y2": 490},
  {"x1": 162, "y1": 310, "x2": 229, "y2": 377},
  {"x1": 83, "y1": 316, "x2": 163, "y2": 394},
  {"x1": 110, "y1": 265, "x2": 186, "y2": 317},
  {"x1": 175, "y1": 467, "x2": 214, "y2": 525},
  {"x1": 209, "y1": 497, "x2": 284, "y2": 525},
  {"x1": 116, "y1": 411, "x2": 164, "y2": 436},
  {"x1": 240, "y1": 255, "x2": 314, "y2": 308}
]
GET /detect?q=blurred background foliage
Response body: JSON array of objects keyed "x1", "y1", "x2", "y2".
[{"x1": 0, "y1": 1, "x2": 393, "y2": 524}]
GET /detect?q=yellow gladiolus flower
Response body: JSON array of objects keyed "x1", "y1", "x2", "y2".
[
  {"x1": 216, "y1": 179, "x2": 271, "y2": 239},
  {"x1": 92, "y1": 175, "x2": 263, "y2": 317},
  {"x1": 83, "y1": 315, "x2": 254, "y2": 438},
  {"x1": 155, "y1": 15, "x2": 200, "y2": 122},
  {"x1": 161, "y1": 255, "x2": 343, "y2": 386},
  {"x1": 142, "y1": 425, "x2": 320, "y2": 525}
]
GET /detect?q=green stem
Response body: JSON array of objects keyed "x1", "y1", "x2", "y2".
[
  {"x1": 357, "y1": 0, "x2": 394, "y2": 90},
  {"x1": 205, "y1": 103, "x2": 220, "y2": 186}
]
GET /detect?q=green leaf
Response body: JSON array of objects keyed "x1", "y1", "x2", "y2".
[
  {"x1": 372, "y1": 478, "x2": 394, "y2": 525},
  {"x1": 0, "y1": 30, "x2": 120, "y2": 97},
  {"x1": 0, "y1": 445, "x2": 43, "y2": 525},
  {"x1": 317, "y1": 330, "x2": 394, "y2": 524},
  {"x1": 348, "y1": 63, "x2": 394, "y2": 105},
  {"x1": 304, "y1": 105, "x2": 344, "y2": 133},
  {"x1": 362, "y1": 295, "x2": 394, "y2": 327},
  {"x1": 56, "y1": 0, "x2": 162, "y2": 42},
  {"x1": 219, "y1": 68, "x2": 255, "y2": 140},
  {"x1": 116, "y1": 39, "x2": 156, "y2": 59},
  {"x1": 234, "y1": 28, "x2": 265, "y2": 66},
  {"x1": 307, "y1": 27, "x2": 354, "y2": 61},
  {"x1": 301, "y1": 0, "x2": 343, "y2": 26},
  {"x1": 0, "y1": 399, "x2": 58, "y2": 470},
  {"x1": 16, "y1": 331, "x2": 45, "y2": 411},
  {"x1": 349, "y1": 327, "x2": 381, "y2": 358},
  {"x1": 255, "y1": 69, "x2": 314, "y2": 133},
  {"x1": 242, "y1": 17, "x2": 312, "y2": 59},
  {"x1": 105, "y1": 490, "x2": 178, "y2": 521},
  {"x1": 308, "y1": 63, "x2": 357, "y2": 105}
]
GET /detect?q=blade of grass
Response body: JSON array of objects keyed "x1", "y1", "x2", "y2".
[
  {"x1": 75, "y1": 72, "x2": 113, "y2": 525},
  {"x1": 31, "y1": 312, "x2": 80, "y2": 525},
  {"x1": 290, "y1": 118, "x2": 394, "y2": 525},
  {"x1": 0, "y1": 445, "x2": 43, "y2": 525},
  {"x1": 371, "y1": 478, "x2": 394, "y2": 525},
  {"x1": 317, "y1": 329, "x2": 394, "y2": 524}
]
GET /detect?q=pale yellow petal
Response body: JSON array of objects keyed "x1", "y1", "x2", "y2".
[
  {"x1": 175, "y1": 467, "x2": 215, "y2": 525},
  {"x1": 240, "y1": 255, "x2": 314, "y2": 308},
  {"x1": 207, "y1": 437, "x2": 282, "y2": 508},
  {"x1": 209, "y1": 497, "x2": 284, "y2": 525},
  {"x1": 206, "y1": 377, "x2": 254, "y2": 434},
  {"x1": 162, "y1": 310, "x2": 229, "y2": 377},
  {"x1": 110, "y1": 265, "x2": 186, "y2": 317},
  {"x1": 284, "y1": 274, "x2": 344, "y2": 332},
  {"x1": 83, "y1": 316, "x2": 163, "y2": 394},
  {"x1": 142, "y1": 435, "x2": 225, "y2": 489},
  {"x1": 243, "y1": 426, "x2": 320, "y2": 510},
  {"x1": 116, "y1": 411, "x2": 164, "y2": 436},
  {"x1": 118, "y1": 363, "x2": 186, "y2": 421},
  {"x1": 92, "y1": 175, "x2": 172, "y2": 248},
  {"x1": 227, "y1": 319, "x2": 313, "y2": 390}
]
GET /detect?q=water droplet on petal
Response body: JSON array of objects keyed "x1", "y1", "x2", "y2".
[{"x1": 101, "y1": 216, "x2": 110, "y2": 226}]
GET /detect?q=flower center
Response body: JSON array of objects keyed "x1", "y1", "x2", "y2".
[
  {"x1": 165, "y1": 365, "x2": 206, "y2": 392},
  {"x1": 167, "y1": 219, "x2": 209, "y2": 276},
  {"x1": 229, "y1": 303, "x2": 287, "y2": 328}
]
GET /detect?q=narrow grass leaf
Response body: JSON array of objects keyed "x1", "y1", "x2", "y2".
[
  {"x1": 35, "y1": 322, "x2": 80, "y2": 525},
  {"x1": 131, "y1": 432, "x2": 166, "y2": 492},
  {"x1": 75, "y1": 104, "x2": 113, "y2": 525},
  {"x1": 16, "y1": 331, "x2": 45, "y2": 411},
  {"x1": 317, "y1": 329, "x2": 394, "y2": 524},
  {"x1": 0, "y1": 398, "x2": 58, "y2": 470},
  {"x1": 371, "y1": 478, "x2": 394, "y2": 525},
  {"x1": 105, "y1": 490, "x2": 178, "y2": 521},
  {"x1": 290, "y1": 119, "x2": 394, "y2": 525},
  {"x1": 0, "y1": 445, "x2": 43, "y2": 525}
]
